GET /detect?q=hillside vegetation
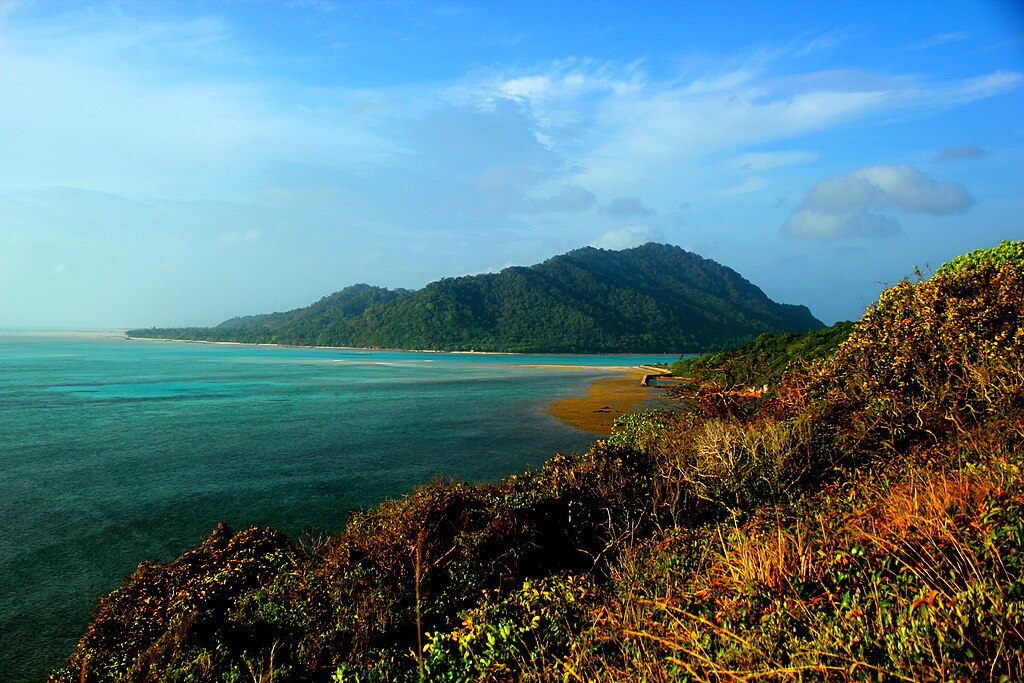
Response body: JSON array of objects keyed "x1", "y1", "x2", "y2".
[
  {"x1": 670, "y1": 321, "x2": 856, "y2": 388},
  {"x1": 58, "y1": 241, "x2": 1024, "y2": 682},
  {"x1": 127, "y1": 243, "x2": 822, "y2": 353}
]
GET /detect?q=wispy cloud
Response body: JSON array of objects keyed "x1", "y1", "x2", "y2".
[
  {"x1": 793, "y1": 31, "x2": 844, "y2": 57},
  {"x1": 935, "y1": 144, "x2": 989, "y2": 161},
  {"x1": 927, "y1": 70, "x2": 1023, "y2": 106},
  {"x1": 0, "y1": 0, "x2": 24, "y2": 18},
  {"x1": 601, "y1": 196, "x2": 654, "y2": 218},
  {"x1": 1, "y1": 7, "x2": 1018, "y2": 227},
  {"x1": 0, "y1": 6, "x2": 1020, "y2": 328},
  {"x1": 284, "y1": 0, "x2": 337, "y2": 12},
  {"x1": 719, "y1": 176, "x2": 769, "y2": 197},
  {"x1": 463, "y1": 56, "x2": 1020, "y2": 205},
  {"x1": 591, "y1": 226, "x2": 661, "y2": 249},
  {"x1": 220, "y1": 229, "x2": 262, "y2": 245},
  {"x1": 782, "y1": 165, "x2": 974, "y2": 239},
  {"x1": 0, "y1": 8, "x2": 393, "y2": 197},
  {"x1": 908, "y1": 31, "x2": 969, "y2": 51},
  {"x1": 524, "y1": 187, "x2": 595, "y2": 213},
  {"x1": 729, "y1": 150, "x2": 819, "y2": 172}
]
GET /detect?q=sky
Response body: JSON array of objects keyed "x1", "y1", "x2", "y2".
[{"x1": 1, "y1": 0, "x2": 1022, "y2": 328}]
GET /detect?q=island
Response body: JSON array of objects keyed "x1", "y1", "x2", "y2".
[{"x1": 127, "y1": 243, "x2": 823, "y2": 353}]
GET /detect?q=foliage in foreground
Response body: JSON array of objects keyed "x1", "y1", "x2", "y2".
[{"x1": 55, "y1": 241, "x2": 1024, "y2": 682}]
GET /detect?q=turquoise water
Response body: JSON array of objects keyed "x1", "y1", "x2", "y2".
[{"x1": 0, "y1": 332, "x2": 677, "y2": 681}]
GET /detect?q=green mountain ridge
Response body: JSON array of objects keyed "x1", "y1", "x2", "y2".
[{"x1": 128, "y1": 243, "x2": 823, "y2": 353}]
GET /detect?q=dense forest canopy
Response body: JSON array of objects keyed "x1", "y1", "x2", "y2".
[
  {"x1": 670, "y1": 320, "x2": 856, "y2": 388},
  {"x1": 127, "y1": 243, "x2": 823, "y2": 353}
]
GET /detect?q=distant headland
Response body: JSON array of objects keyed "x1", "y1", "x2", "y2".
[{"x1": 127, "y1": 243, "x2": 822, "y2": 354}]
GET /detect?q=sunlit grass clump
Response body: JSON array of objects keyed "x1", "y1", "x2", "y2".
[{"x1": 53, "y1": 241, "x2": 1024, "y2": 682}]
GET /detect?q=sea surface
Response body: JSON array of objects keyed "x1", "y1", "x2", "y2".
[{"x1": 0, "y1": 331, "x2": 677, "y2": 682}]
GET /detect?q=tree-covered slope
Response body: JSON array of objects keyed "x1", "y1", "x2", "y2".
[
  {"x1": 127, "y1": 243, "x2": 823, "y2": 353},
  {"x1": 130, "y1": 284, "x2": 411, "y2": 346},
  {"x1": 670, "y1": 320, "x2": 856, "y2": 388}
]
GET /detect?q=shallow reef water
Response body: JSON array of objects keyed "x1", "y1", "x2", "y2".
[{"x1": 0, "y1": 331, "x2": 674, "y2": 682}]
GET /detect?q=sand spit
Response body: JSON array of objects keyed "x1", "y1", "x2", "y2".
[
  {"x1": 126, "y1": 336, "x2": 529, "y2": 355},
  {"x1": 547, "y1": 367, "x2": 673, "y2": 435},
  {"x1": 126, "y1": 334, "x2": 675, "y2": 435}
]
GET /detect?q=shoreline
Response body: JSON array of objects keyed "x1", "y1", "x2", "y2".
[
  {"x1": 126, "y1": 334, "x2": 676, "y2": 435},
  {"x1": 547, "y1": 368, "x2": 674, "y2": 435},
  {"x1": 122, "y1": 335, "x2": 681, "y2": 357}
]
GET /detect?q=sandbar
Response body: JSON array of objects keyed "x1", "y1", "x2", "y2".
[
  {"x1": 547, "y1": 368, "x2": 674, "y2": 435},
  {"x1": 127, "y1": 334, "x2": 675, "y2": 435}
]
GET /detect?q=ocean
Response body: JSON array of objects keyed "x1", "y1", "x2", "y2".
[{"x1": 0, "y1": 331, "x2": 677, "y2": 682}]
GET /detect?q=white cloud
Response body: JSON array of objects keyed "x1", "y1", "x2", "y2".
[
  {"x1": 782, "y1": 165, "x2": 974, "y2": 238},
  {"x1": 908, "y1": 32, "x2": 969, "y2": 50},
  {"x1": 1, "y1": 7, "x2": 1019, "y2": 327},
  {"x1": 719, "y1": 176, "x2": 769, "y2": 196},
  {"x1": 524, "y1": 186, "x2": 596, "y2": 213},
  {"x1": 853, "y1": 165, "x2": 973, "y2": 214},
  {"x1": 284, "y1": 0, "x2": 338, "y2": 11},
  {"x1": 591, "y1": 226, "x2": 661, "y2": 250},
  {"x1": 729, "y1": 150, "x2": 819, "y2": 172},
  {"x1": 796, "y1": 175, "x2": 888, "y2": 212},
  {"x1": 468, "y1": 57, "x2": 645, "y2": 134},
  {"x1": 0, "y1": 0, "x2": 23, "y2": 18},
  {"x1": 469, "y1": 57, "x2": 1020, "y2": 200},
  {"x1": 221, "y1": 229, "x2": 262, "y2": 245},
  {"x1": 916, "y1": 71, "x2": 1023, "y2": 108},
  {"x1": 682, "y1": 66, "x2": 763, "y2": 95},
  {"x1": 2, "y1": 9, "x2": 1017, "y2": 220},
  {"x1": 601, "y1": 196, "x2": 654, "y2": 218},
  {"x1": 794, "y1": 32, "x2": 843, "y2": 57},
  {"x1": 783, "y1": 209, "x2": 901, "y2": 239},
  {"x1": 0, "y1": 12, "x2": 395, "y2": 198},
  {"x1": 718, "y1": 150, "x2": 818, "y2": 197},
  {"x1": 935, "y1": 144, "x2": 988, "y2": 161}
]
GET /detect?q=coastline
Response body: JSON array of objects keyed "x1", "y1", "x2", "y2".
[
  {"x1": 547, "y1": 367, "x2": 673, "y2": 435},
  {"x1": 124, "y1": 335, "x2": 528, "y2": 355},
  {"x1": 122, "y1": 335, "x2": 681, "y2": 358},
  {"x1": 125, "y1": 334, "x2": 676, "y2": 435}
]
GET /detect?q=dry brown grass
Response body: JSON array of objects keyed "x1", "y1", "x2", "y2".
[{"x1": 712, "y1": 520, "x2": 815, "y2": 594}]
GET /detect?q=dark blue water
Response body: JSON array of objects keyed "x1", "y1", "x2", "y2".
[{"x1": 0, "y1": 332, "x2": 676, "y2": 681}]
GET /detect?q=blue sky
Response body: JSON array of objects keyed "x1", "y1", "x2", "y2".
[{"x1": 1, "y1": 0, "x2": 1022, "y2": 328}]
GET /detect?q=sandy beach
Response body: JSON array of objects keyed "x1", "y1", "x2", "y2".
[
  {"x1": 128, "y1": 336, "x2": 532, "y2": 354},
  {"x1": 547, "y1": 368, "x2": 674, "y2": 435}
]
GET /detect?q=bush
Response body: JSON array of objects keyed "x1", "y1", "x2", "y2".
[
  {"x1": 53, "y1": 524, "x2": 294, "y2": 683},
  {"x1": 422, "y1": 574, "x2": 597, "y2": 682},
  {"x1": 807, "y1": 240, "x2": 1024, "y2": 455}
]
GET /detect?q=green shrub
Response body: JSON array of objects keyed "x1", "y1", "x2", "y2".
[
  {"x1": 422, "y1": 574, "x2": 597, "y2": 682},
  {"x1": 52, "y1": 524, "x2": 294, "y2": 683},
  {"x1": 807, "y1": 239, "x2": 1024, "y2": 455}
]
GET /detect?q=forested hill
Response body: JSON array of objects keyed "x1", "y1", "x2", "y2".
[{"x1": 127, "y1": 243, "x2": 823, "y2": 353}]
